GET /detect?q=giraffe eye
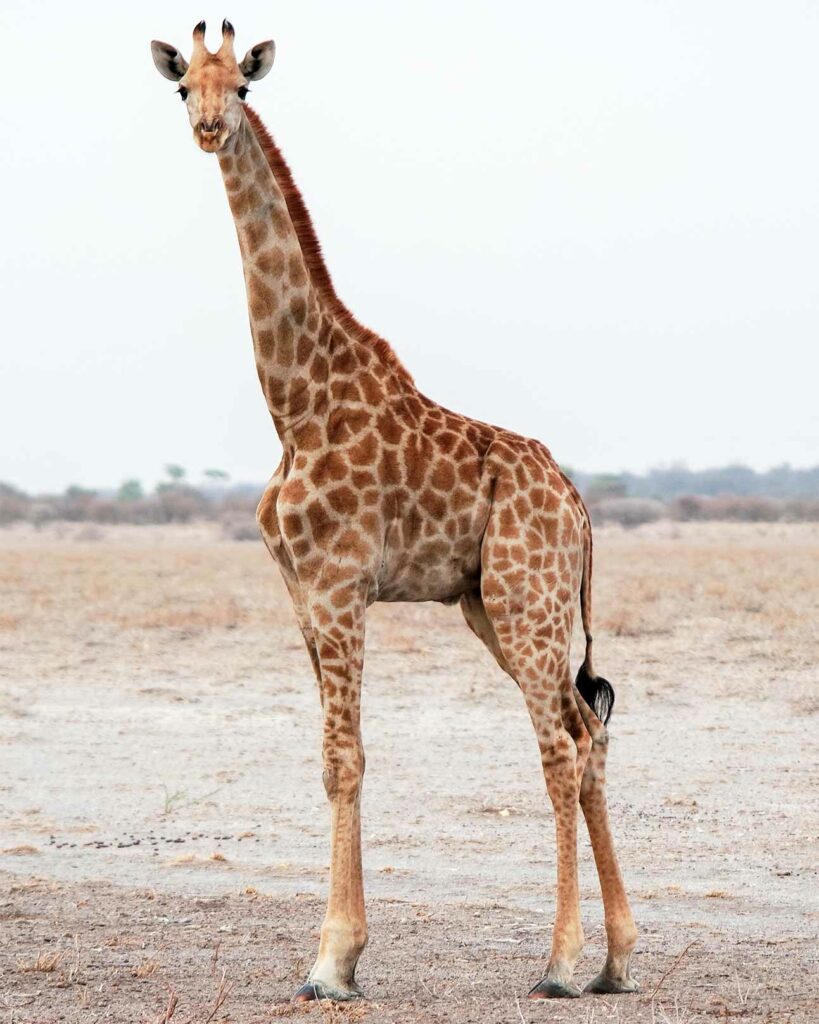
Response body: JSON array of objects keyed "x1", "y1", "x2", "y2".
[
  {"x1": 238, "y1": 86, "x2": 249, "y2": 101},
  {"x1": 177, "y1": 86, "x2": 188, "y2": 100}
]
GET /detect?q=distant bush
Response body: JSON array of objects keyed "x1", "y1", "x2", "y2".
[
  {"x1": 573, "y1": 462, "x2": 819, "y2": 500},
  {"x1": 0, "y1": 483, "x2": 30, "y2": 524},
  {"x1": 58, "y1": 486, "x2": 99, "y2": 522},
  {"x1": 29, "y1": 501, "x2": 59, "y2": 527},
  {"x1": 3, "y1": 463, "x2": 819, "y2": 530},
  {"x1": 0, "y1": 478, "x2": 254, "y2": 528},
  {"x1": 585, "y1": 475, "x2": 629, "y2": 502},
  {"x1": 220, "y1": 512, "x2": 260, "y2": 541},
  {"x1": 783, "y1": 497, "x2": 819, "y2": 522},
  {"x1": 669, "y1": 495, "x2": 784, "y2": 522},
  {"x1": 590, "y1": 498, "x2": 665, "y2": 528},
  {"x1": 155, "y1": 486, "x2": 212, "y2": 523}
]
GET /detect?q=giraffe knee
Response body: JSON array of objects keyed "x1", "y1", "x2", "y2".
[
  {"x1": 569, "y1": 721, "x2": 591, "y2": 763},
  {"x1": 580, "y1": 741, "x2": 609, "y2": 800},
  {"x1": 588, "y1": 721, "x2": 609, "y2": 750},
  {"x1": 537, "y1": 721, "x2": 579, "y2": 777},
  {"x1": 322, "y1": 744, "x2": 365, "y2": 801}
]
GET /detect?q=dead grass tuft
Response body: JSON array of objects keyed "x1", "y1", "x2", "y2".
[
  {"x1": 17, "y1": 949, "x2": 63, "y2": 973},
  {"x1": 598, "y1": 607, "x2": 644, "y2": 637},
  {"x1": 132, "y1": 958, "x2": 159, "y2": 978},
  {"x1": 167, "y1": 851, "x2": 229, "y2": 867},
  {"x1": 2, "y1": 844, "x2": 39, "y2": 855},
  {"x1": 269, "y1": 1002, "x2": 372, "y2": 1021}
]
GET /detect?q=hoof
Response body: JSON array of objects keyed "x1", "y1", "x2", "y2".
[
  {"x1": 528, "y1": 978, "x2": 582, "y2": 1000},
  {"x1": 584, "y1": 972, "x2": 640, "y2": 995},
  {"x1": 293, "y1": 981, "x2": 363, "y2": 1003}
]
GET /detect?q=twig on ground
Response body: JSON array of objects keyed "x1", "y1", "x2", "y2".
[
  {"x1": 201, "y1": 968, "x2": 233, "y2": 1024},
  {"x1": 155, "y1": 986, "x2": 178, "y2": 1024},
  {"x1": 650, "y1": 939, "x2": 700, "y2": 1001},
  {"x1": 734, "y1": 971, "x2": 755, "y2": 1006}
]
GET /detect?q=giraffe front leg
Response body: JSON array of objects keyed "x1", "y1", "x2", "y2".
[
  {"x1": 575, "y1": 689, "x2": 639, "y2": 995},
  {"x1": 293, "y1": 590, "x2": 368, "y2": 1003}
]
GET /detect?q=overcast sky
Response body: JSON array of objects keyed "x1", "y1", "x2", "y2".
[{"x1": 1, "y1": 1, "x2": 817, "y2": 493}]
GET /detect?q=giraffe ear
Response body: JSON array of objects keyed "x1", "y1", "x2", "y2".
[
  {"x1": 239, "y1": 40, "x2": 275, "y2": 81},
  {"x1": 151, "y1": 40, "x2": 189, "y2": 82}
]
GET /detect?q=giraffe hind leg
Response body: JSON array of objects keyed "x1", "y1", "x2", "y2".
[
  {"x1": 574, "y1": 687, "x2": 639, "y2": 994},
  {"x1": 464, "y1": 585, "x2": 586, "y2": 998}
]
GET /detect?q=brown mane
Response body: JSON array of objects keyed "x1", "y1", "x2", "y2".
[{"x1": 243, "y1": 106, "x2": 414, "y2": 386}]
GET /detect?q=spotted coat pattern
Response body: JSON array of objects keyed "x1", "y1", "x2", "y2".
[{"x1": 153, "y1": 26, "x2": 637, "y2": 1002}]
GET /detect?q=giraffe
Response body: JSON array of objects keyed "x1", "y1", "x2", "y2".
[{"x1": 152, "y1": 21, "x2": 638, "y2": 1003}]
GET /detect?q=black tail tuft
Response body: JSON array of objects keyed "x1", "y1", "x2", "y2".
[{"x1": 575, "y1": 663, "x2": 615, "y2": 725}]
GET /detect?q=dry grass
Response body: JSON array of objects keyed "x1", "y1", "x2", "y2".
[
  {"x1": 269, "y1": 1002, "x2": 373, "y2": 1021},
  {"x1": 650, "y1": 997, "x2": 701, "y2": 1024},
  {"x1": 2, "y1": 844, "x2": 39, "y2": 855},
  {"x1": 17, "y1": 949, "x2": 63, "y2": 973},
  {"x1": 132, "y1": 958, "x2": 160, "y2": 978},
  {"x1": 167, "y1": 852, "x2": 229, "y2": 867},
  {"x1": 1, "y1": 521, "x2": 816, "y2": 1023},
  {"x1": 149, "y1": 968, "x2": 234, "y2": 1024},
  {"x1": 2, "y1": 522, "x2": 816, "y2": 685}
]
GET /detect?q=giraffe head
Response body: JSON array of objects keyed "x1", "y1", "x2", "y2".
[{"x1": 151, "y1": 20, "x2": 275, "y2": 153}]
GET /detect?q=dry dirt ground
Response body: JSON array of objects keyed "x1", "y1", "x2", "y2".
[{"x1": 1, "y1": 521, "x2": 817, "y2": 1024}]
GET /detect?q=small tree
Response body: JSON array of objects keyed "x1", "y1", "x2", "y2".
[
  {"x1": 117, "y1": 479, "x2": 144, "y2": 502},
  {"x1": 204, "y1": 468, "x2": 230, "y2": 483},
  {"x1": 586, "y1": 474, "x2": 628, "y2": 502},
  {"x1": 157, "y1": 464, "x2": 187, "y2": 494},
  {"x1": 60, "y1": 485, "x2": 98, "y2": 522}
]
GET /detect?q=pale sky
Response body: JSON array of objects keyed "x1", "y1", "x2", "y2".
[{"x1": 1, "y1": 1, "x2": 817, "y2": 493}]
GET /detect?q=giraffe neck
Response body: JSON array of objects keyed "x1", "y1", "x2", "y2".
[{"x1": 217, "y1": 113, "x2": 326, "y2": 441}]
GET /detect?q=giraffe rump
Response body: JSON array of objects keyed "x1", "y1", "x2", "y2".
[{"x1": 575, "y1": 663, "x2": 615, "y2": 725}]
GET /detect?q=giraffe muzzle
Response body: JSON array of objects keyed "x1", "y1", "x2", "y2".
[
  {"x1": 196, "y1": 117, "x2": 228, "y2": 152},
  {"x1": 198, "y1": 117, "x2": 224, "y2": 135}
]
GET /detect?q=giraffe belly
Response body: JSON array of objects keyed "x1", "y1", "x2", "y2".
[
  {"x1": 374, "y1": 511, "x2": 485, "y2": 604},
  {"x1": 375, "y1": 558, "x2": 480, "y2": 603}
]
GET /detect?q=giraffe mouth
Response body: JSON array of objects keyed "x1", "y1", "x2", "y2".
[{"x1": 196, "y1": 125, "x2": 228, "y2": 153}]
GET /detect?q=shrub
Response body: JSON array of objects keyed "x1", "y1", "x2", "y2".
[
  {"x1": 0, "y1": 483, "x2": 30, "y2": 525},
  {"x1": 590, "y1": 497, "x2": 666, "y2": 528},
  {"x1": 783, "y1": 497, "x2": 819, "y2": 522},
  {"x1": 155, "y1": 487, "x2": 211, "y2": 523},
  {"x1": 220, "y1": 512, "x2": 260, "y2": 541},
  {"x1": 58, "y1": 486, "x2": 99, "y2": 522},
  {"x1": 669, "y1": 495, "x2": 706, "y2": 521},
  {"x1": 670, "y1": 495, "x2": 784, "y2": 522}
]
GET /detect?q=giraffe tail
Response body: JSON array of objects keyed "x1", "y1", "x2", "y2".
[{"x1": 575, "y1": 514, "x2": 615, "y2": 725}]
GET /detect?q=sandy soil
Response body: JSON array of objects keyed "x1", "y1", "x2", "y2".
[{"x1": 1, "y1": 521, "x2": 817, "y2": 1023}]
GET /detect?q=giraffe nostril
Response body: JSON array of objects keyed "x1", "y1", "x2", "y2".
[{"x1": 199, "y1": 117, "x2": 224, "y2": 134}]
